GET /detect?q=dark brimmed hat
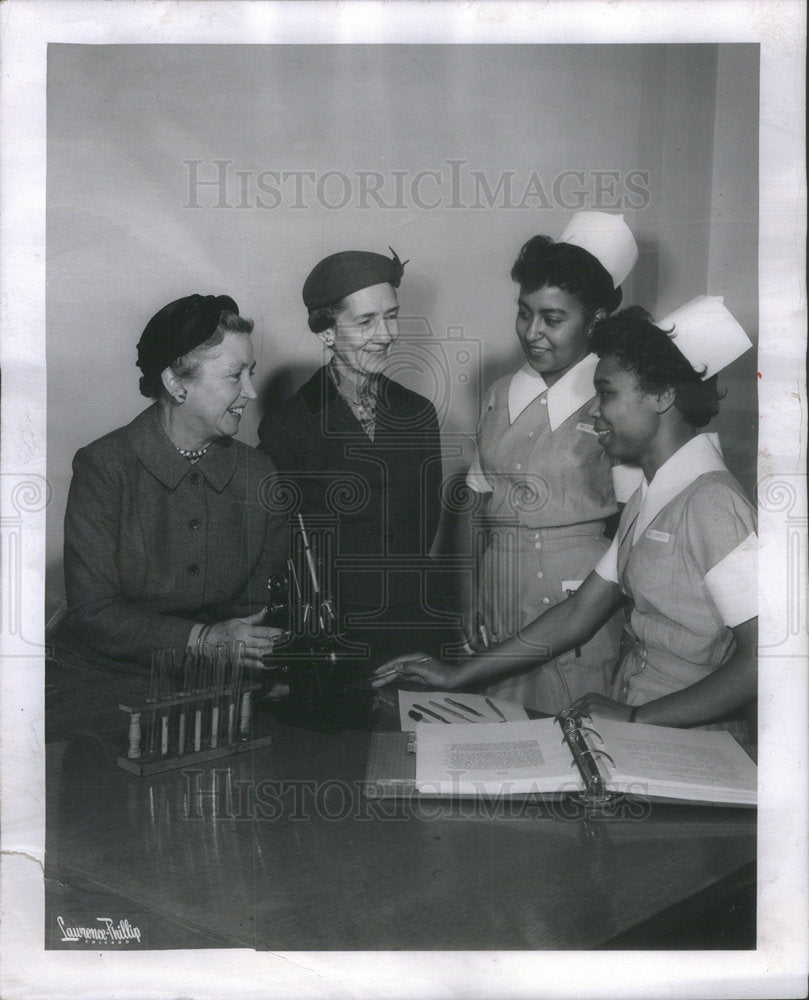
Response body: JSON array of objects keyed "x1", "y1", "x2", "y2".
[
  {"x1": 136, "y1": 293, "x2": 238, "y2": 381},
  {"x1": 302, "y1": 248, "x2": 407, "y2": 310}
]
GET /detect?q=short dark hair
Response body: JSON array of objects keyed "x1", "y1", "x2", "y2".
[
  {"x1": 139, "y1": 311, "x2": 253, "y2": 399},
  {"x1": 511, "y1": 235, "x2": 622, "y2": 317},
  {"x1": 591, "y1": 306, "x2": 724, "y2": 428}
]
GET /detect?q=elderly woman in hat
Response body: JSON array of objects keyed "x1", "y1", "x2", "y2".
[
  {"x1": 375, "y1": 301, "x2": 757, "y2": 739},
  {"x1": 60, "y1": 294, "x2": 287, "y2": 669},
  {"x1": 258, "y1": 249, "x2": 448, "y2": 668},
  {"x1": 463, "y1": 213, "x2": 639, "y2": 715}
]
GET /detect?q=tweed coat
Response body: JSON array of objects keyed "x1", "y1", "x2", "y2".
[{"x1": 62, "y1": 403, "x2": 287, "y2": 666}]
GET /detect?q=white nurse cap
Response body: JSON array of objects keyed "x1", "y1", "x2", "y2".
[
  {"x1": 558, "y1": 211, "x2": 639, "y2": 287},
  {"x1": 658, "y1": 295, "x2": 753, "y2": 379}
]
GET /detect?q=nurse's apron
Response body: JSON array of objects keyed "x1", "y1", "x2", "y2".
[{"x1": 476, "y1": 371, "x2": 622, "y2": 713}]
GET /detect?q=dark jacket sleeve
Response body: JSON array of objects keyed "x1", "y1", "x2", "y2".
[
  {"x1": 423, "y1": 398, "x2": 443, "y2": 553},
  {"x1": 63, "y1": 445, "x2": 197, "y2": 664}
]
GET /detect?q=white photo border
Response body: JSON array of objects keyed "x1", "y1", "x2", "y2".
[{"x1": 1, "y1": 2, "x2": 806, "y2": 998}]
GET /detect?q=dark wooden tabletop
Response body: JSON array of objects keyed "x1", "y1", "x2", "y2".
[{"x1": 45, "y1": 704, "x2": 756, "y2": 951}]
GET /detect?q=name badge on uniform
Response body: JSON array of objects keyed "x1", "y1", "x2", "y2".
[
  {"x1": 645, "y1": 529, "x2": 671, "y2": 543},
  {"x1": 576, "y1": 422, "x2": 598, "y2": 435}
]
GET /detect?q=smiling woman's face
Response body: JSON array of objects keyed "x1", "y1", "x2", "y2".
[
  {"x1": 589, "y1": 355, "x2": 660, "y2": 462},
  {"x1": 515, "y1": 284, "x2": 595, "y2": 386},
  {"x1": 324, "y1": 282, "x2": 400, "y2": 378},
  {"x1": 179, "y1": 331, "x2": 257, "y2": 444}
]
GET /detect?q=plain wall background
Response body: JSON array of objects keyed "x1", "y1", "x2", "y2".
[{"x1": 46, "y1": 43, "x2": 759, "y2": 617}]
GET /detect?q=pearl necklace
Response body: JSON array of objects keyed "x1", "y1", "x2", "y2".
[{"x1": 175, "y1": 444, "x2": 210, "y2": 460}]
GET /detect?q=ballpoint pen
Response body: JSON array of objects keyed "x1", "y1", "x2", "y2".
[
  {"x1": 408, "y1": 709, "x2": 431, "y2": 724},
  {"x1": 413, "y1": 703, "x2": 451, "y2": 723},
  {"x1": 444, "y1": 697, "x2": 485, "y2": 718},
  {"x1": 485, "y1": 697, "x2": 507, "y2": 722},
  {"x1": 429, "y1": 700, "x2": 475, "y2": 722}
]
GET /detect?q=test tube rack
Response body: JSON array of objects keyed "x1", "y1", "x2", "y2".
[{"x1": 117, "y1": 644, "x2": 271, "y2": 776}]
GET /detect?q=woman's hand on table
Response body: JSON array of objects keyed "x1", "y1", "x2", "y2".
[
  {"x1": 371, "y1": 653, "x2": 460, "y2": 690},
  {"x1": 561, "y1": 693, "x2": 634, "y2": 723},
  {"x1": 206, "y1": 610, "x2": 287, "y2": 667}
]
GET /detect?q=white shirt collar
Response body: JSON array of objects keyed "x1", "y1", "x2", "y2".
[
  {"x1": 632, "y1": 432, "x2": 728, "y2": 542},
  {"x1": 507, "y1": 354, "x2": 598, "y2": 431}
]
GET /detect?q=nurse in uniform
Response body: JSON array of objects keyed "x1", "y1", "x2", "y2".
[
  {"x1": 467, "y1": 212, "x2": 639, "y2": 713},
  {"x1": 376, "y1": 298, "x2": 757, "y2": 739}
]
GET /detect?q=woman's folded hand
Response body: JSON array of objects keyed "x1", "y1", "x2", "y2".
[{"x1": 206, "y1": 610, "x2": 287, "y2": 667}]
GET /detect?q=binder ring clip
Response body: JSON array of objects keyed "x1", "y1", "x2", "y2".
[
  {"x1": 555, "y1": 710, "x2": 592, "y2": 724},
  {"x1": 568, "y1": 748, "x2": 624, "y2": 812},
  {"x1": 560, "y1": 725, "x2": 604, "y2": 745},
  {"x1": 573, "y1": 748, "x2": 616, "y2": 768}
]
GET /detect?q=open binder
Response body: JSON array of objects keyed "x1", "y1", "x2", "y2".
[{"x1": 365, "y1": 715, "x2": 756, "y2": 808}]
